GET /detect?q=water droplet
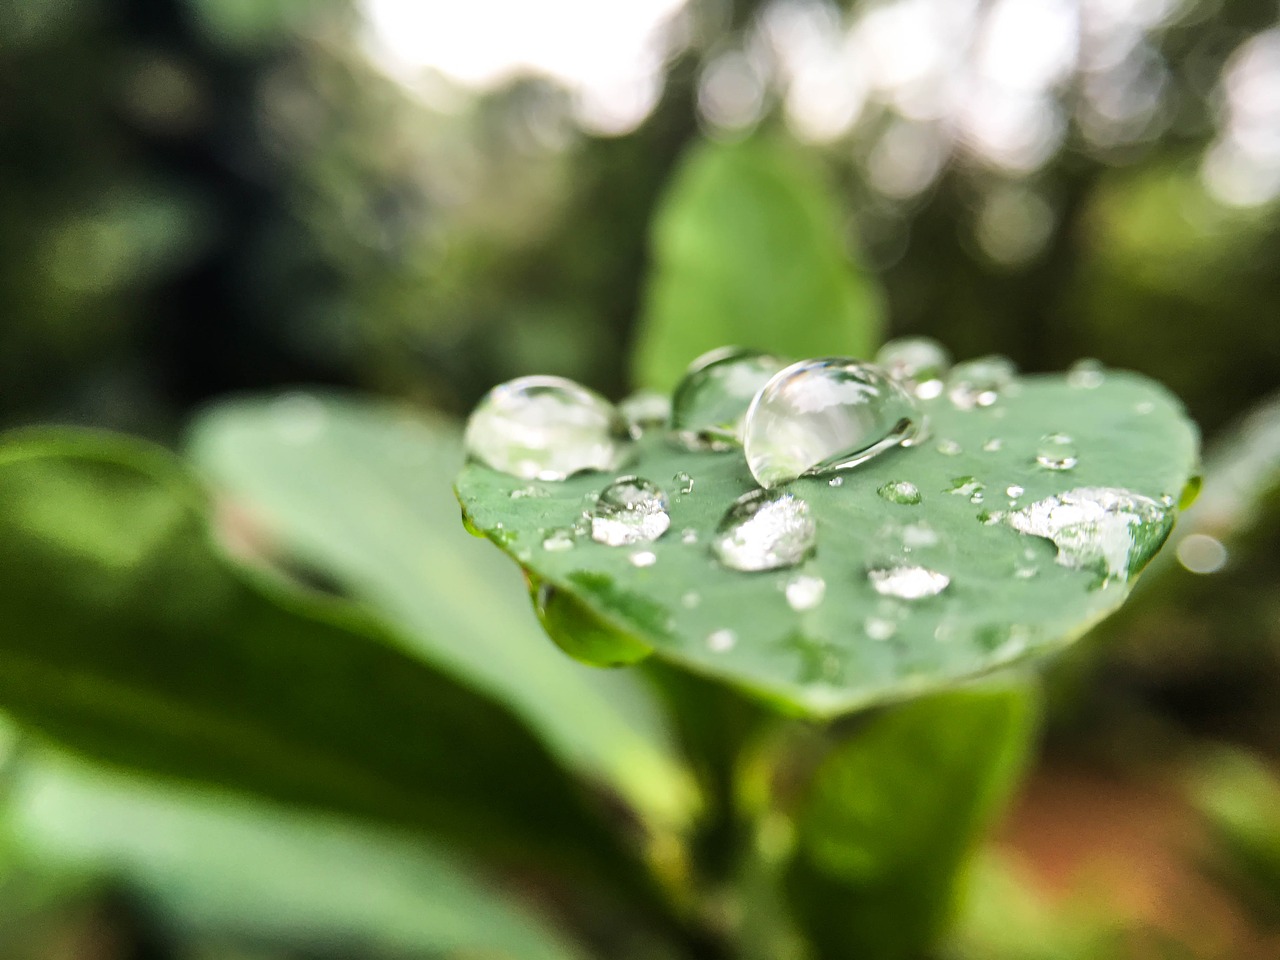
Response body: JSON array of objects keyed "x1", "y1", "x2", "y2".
[
  {"x1": 674, "y1": 471, "x2": 694, "y2": 496},
  {"x1": 878, "y1": 480, "x2": 922, "y2": 505},
  {"x1": 1035, "y1": 433, "x2": 1078, "y2": 471},
  {"x1": 982, "y1": 438, "x2": 1003, "y2": 452},
  {"x1": 875, "y1": 337, "x2": 952, "y2": 400},
  {"x1": 589, "y1": 476, "x2": 671, "y2": 546},
  {"x1": 937, "y1": 439, "x2": 962, "y2": 456},
  {"x1": 867, "y1": 566, "x2": 951, "y2": 599},
  {"x1": 1067, "y1": 358, "x2": 1105, "y2": 389},
  {"x1": 785, "y1": 574, "x2": 826, "y2": 611},
  {"x1": 1004, "y1": 487, "x2": 1173, "y2": 582},
  {"x1": 1176, "y1": 533, "x2": 1227, "y2": 574},
  {"x1": 670, "y1": 348, "x2": 787, "y2": 450},
  {"x1": 681, "y1": 590, "x2": 701, "y2": 608},
  {"x1": 742, "y1": 358, "x2": 919, "y2": 488},
  {"x1": 711, "y1": 489, "x2": 817, "y2": 572},
  {"x1": 1006, "y1": 484, "x2": 1025, "y2": 499},
  {"x1": 1013, "y1": 544, "x2": 1042, "y2": 579},
  {"x1": 542, "y1": 529, "x2": 576, "y2": 552},
  {"x1": 947, "y1": 355, "x2": 1017, "y2": 410},
  {"x1": 707, "y1": 628, "x2": 737, "y2": 652},
  {"x1": 828, "y1": 476, "x2": 844, "y2": 487},
  {"x1": 864, "y1": 616, "x2": 897, "y2": 640},
  {"x1": 947, "y1": 476, "x2": 985, "y2": 501},
  {"x1": 681, "y1": 527, "x2": 699, "y2": 545},
  {"x1": 272, "y1": 393, "x2": 327, "y2": 444},
  {"x1": 464, "y1": 375, "x2": 631, "y2": 481},
  {"x1": 509, "y1": 485, "x2": 548, "y2": 500},
  {"x1": 618, "y1": 390, "x2": 671, "y2": 436},
  {"x1": 629, "y1": 550, "x2": 658, "y2": 567}
]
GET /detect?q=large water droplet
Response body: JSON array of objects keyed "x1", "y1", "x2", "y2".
[
  {"x1": 785, "y1": 574, "x2": 826, "y2": 611},
  {"x1": 878, "y1": 480, "x2": 922, "y2": 505},
  {"x1": 1004, "y1": 487, "x2": 1173, "y2": 582},
  {"x1": 711, "y1": 489, "x2": 817, "y2": 572},
  {"x1": 670, "y1": 348, "x2": 787, "y2": 450},
  {"x1": 618, "y1": 390, "x2": 672, "y2": 436},
  {"x1": 1035, "y1": 433, "x2": 1078, "y2": 470},
  {"x1": 875, "y1": 337, "x2": 952, "y2": 400},
  {"x1": 947, "y1": 355, "x2": 1017, "y2": 410},
  {"x1": 464, "y1": 375, "x2": 631, "y2": 481},
  {"x1": 742, "y1": 358, "x2": 919, "y2": 488},
  {"x1": 589, "y1": 476, "x2": 671, "y2": 546}
]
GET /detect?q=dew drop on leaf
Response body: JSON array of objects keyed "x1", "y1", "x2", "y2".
[
  {"x1": 828, "y1": 476, "x2": 844, "y2": 487},
  {"x1": 542, "y1": 528, "x2": 576, "y2": 552},
  {"x1": 947, "y1": 355, "x2": 1017, "y2": 410},
  {"x1": 937, "y1": 439, "x2": 962, "y2": 456},
  {"x1": 866, "y1": 566, "x2": 951, "y2": 600},
  {"x1": 878, "y1": 480, "x2": 922, "y2": 505},
  {"x1": 464, "y1": 375, "x2": 631, "y2": 481},
  {"x1": 1035, "y1": 433, "x2": 1079, "y2": 471},
  {"x1": 875, "y1": 336, "x2": 952, "y2": 400},
  {"x1": 865, "y1": 520, "x2": 953, "y2": 599},
  {"x1": 589, "y1": 476, "x2": 671, "y2": 546},
  {"x1": 618, "y1": 390, "x2": 672, "y2": 436},
  {"x1": 742, "y1": 358, "x2": 919, "y2": 488},
  {"x1": 1067, "y1": 358, "x2": 1105, "y2": 389},
  {"x1": 673, "y1": 471, "x2": 694, "y2": 496},
  {"x1": 711, "y1": 489, "x2": 817, "y2": 572},
  {"x1": 670, "y1": 347, "x2": 786, "y2": 450},
  {"x1": 707, "y1": 628, "x2": 737, "y2": 652},
  {"x1": 629, "y1": 550, "x2": 658, "y2": 567},
  {"x1": 785, "y1": 574, "x2": 826, "y2": 611}
]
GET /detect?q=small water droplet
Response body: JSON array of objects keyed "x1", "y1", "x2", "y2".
[
  {"x1": 542, "y1": 529, "x2": 576, "y2": 552},
  {"x1": 589, "y1": 476, "x2": 671, "y2": 546},
  {"x1": 947, "y1": 355, "x2": 1017, "y2": 410},
  {"x1": 681, "y1": 590, "x2": 701, "y2": 608},
  {"x1": 1035, "y1": 433, "x2": 1078, "y2": 470},
  {"x1": 711, "y1": 489, "x2": 817, "y2": 572},
  {"x1": 785, "y1": 574, "x2": 826, "y2": 611},
  {"x1": 878, "y1": 480, "x2": 922, "y2": 505},
  {"x1": 629, "y1": 550, "x2": 658, "y2": 567},
  {"x1": 982, "y1": 438, "x2": 1003, "y2": 452},
  {"x1": 1067, "y1": 358, "x2": 1105, "y2": 389},
  {"x1": 867, "y1": 566, "x2": 951, "y2": 599},
  {"x1": 1176, "y1": 533, "x2": 1227, "y2": 574},
  {"x1": 707, "y1": 628, "x2": 737, "y2": 652},
  {"x1": 681, "y1": 527, "x2": 699, "y2": 545},
  {"x1": 618, "y1": 390, "x2": 671, "y2": 436},
  {"x1": 1006, "y1": 484, "x2": 1025, "y2": 499},
  {"x1": 509, "y1": 485, "x2": 549, "y2": 500},
  {"x1": 947, "y1": 476, "x2": 985, "y2": 500},
  {"x1": 272, "y1": 393, "x2": 327, "y2": 444},
  {"x1": 674, "y1": 471, "x2": 694, "y2": 496},
  {"x1": 1014, "y1": 545, "x2": 1042, "y2": 579},
  {"x1": 464, "y1": 375, "x2": 631, "y2": 481},
  {"x1": 828, "y1": 476, "x2": 844, "y2": 487},
  {"x1": 864, "y1": 616, "x2": 897, "y2": 640},
  {"x1": 1004, "y1": 487, "x2": 1173, "y2": 582},
  {"x1": 741, "y1": 358, "x2": 919, "y2": 488},
  {"x1": 670, "y1": 348, "x2": 787, "y2": 450},
  {"x1": 875, "y1": 337, "x2": 952, "y2": 400},
  {"x1": 937, "y1": 439, "x2": 963, "y2": 456}
]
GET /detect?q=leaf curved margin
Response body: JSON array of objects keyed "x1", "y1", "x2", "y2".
[
  {"x1": 456, "y1": 371, "x2": 1199, "y2": 719},
  {"x1": 0, "y1": 428, "x2": 640, "y2": 888}
]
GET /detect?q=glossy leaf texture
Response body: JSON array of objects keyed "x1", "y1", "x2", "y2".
[
  {"x1": 2, "y1": 747, "x2": 588, "y2": 960},
  {"x1": 785, "y1": 685, "x2": 1038, "y2": 960},
  {"x1": 187, "y1": 394, "x2": 695, "y2": 828},
  {"x1": 632, "y1": 137, "x2": 884, "y2": 392},
  {"x1": 456, "y1": 370, "x2": 1199, "y2": 718},
  {"x1": 0, "y1": 429, "x2": 638, "y2": 884}
]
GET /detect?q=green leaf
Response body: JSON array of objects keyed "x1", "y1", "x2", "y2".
[
  {"x1": 456, "y1": 369, "x2": 1199, "y2": 718},
  {"x1": 786, "y1": 684, "x2": 1039, "y2": 960},
  {"x1": 4, "y1": 748, "x2": 588, "y2": 960},
  {"x1": 632, "y1": 137, "x2": 884, "y2": 392},
  {"x1": 0, "y1": 428, "x2": 636, "y2": 883},
  {"x1": 186, "y1": 394, "x2": 696, "y2": 827}
]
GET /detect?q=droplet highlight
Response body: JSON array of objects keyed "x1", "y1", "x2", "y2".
[
  {"x1": 670, "y1": 348, "x2": 787, "y2": 450},
  {"x1": 711, "y1": 489, "x2": 817, "y2": 572},
  {"x1": 589, "y1": 476, "x2": 671, "y2": 546},
  {"x1": 465, "y1": 375, "x2": 631, "y2": 481},
  {"x1": 742, "y1": 358, "x2": 919, "y2": 488}
]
